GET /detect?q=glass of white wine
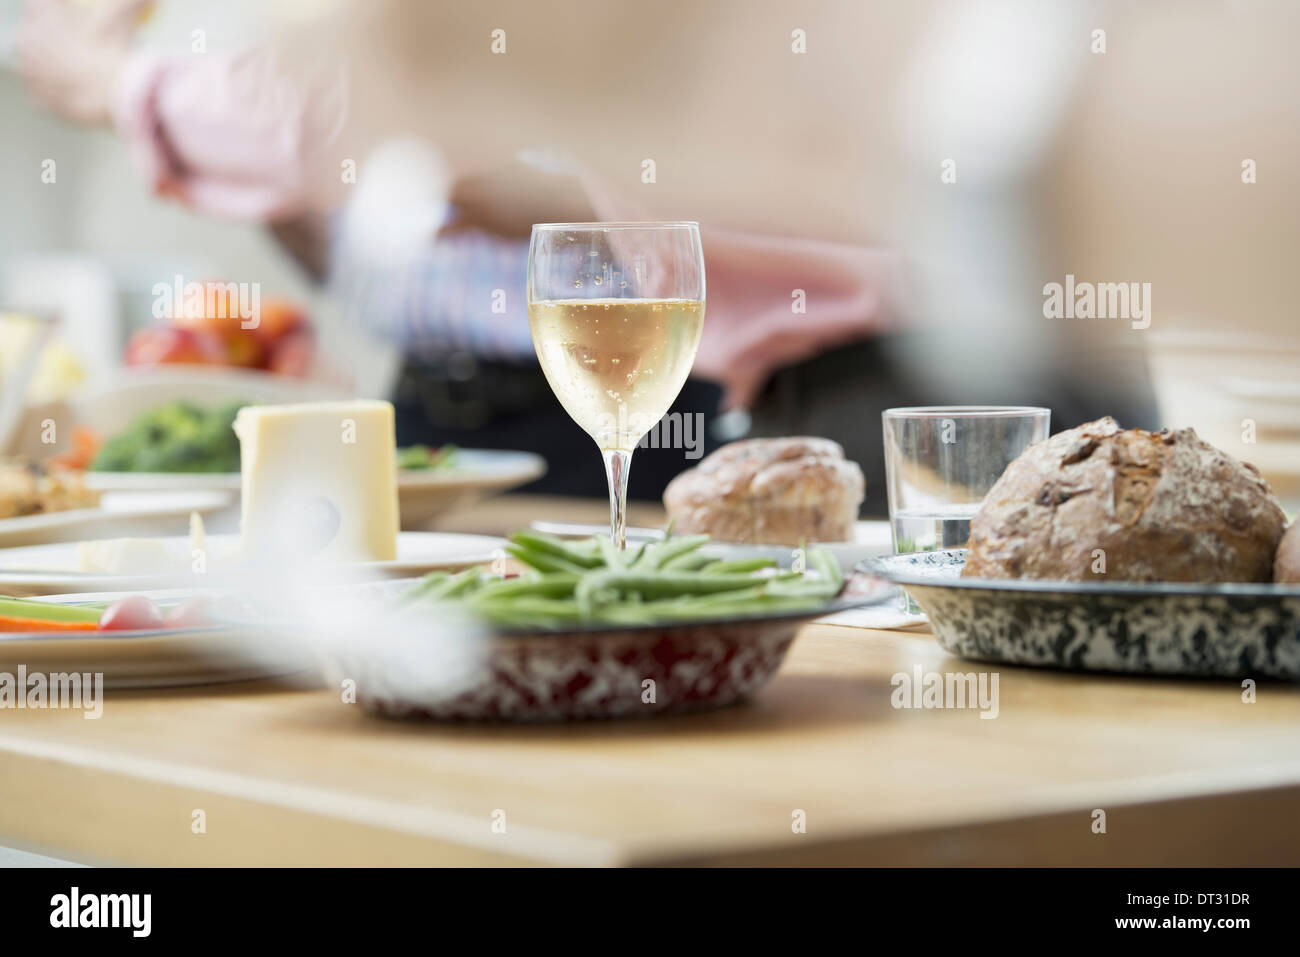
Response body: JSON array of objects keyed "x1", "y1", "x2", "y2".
[{"x1": 527, "y1": 222, "x2": 705, "y2": 549}]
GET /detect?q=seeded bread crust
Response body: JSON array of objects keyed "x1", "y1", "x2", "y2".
[
  {"x1": 961, "y1": 417, "x2": 1286, "y2": 583},
  {"x1": 663, "y1": 437, "x2": 865, "y2": 545}
]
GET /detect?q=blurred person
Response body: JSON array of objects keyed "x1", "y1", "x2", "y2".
[{"x1": 16, "y1": 0, "x2": 1177, "y2": 512}]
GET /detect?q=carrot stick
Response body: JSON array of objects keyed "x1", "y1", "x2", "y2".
[{"x1": 0, "y1": 615, "x2": 100, "y2": 633}]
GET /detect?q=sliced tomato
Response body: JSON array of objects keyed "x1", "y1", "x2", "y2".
[
  {"x1": 164, "y1": 597, "x2": 216, "y2": 628},
  {"x1": 98, "y1": 596, "x2": 166, "y2": 631}
]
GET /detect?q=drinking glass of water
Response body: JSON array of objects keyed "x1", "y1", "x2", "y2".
[{"x1": 882, "y1": 406, "x2": 1050, "y2": 606}]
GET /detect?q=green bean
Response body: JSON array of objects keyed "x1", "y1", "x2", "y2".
[
  {"x1": 625, "y1": 540, "x2": 651, "y2": 569},
  {"x1": 645, "y1": 586, "x2": 768, "y2": 611},
  {"x1": 596, "y1": 534, "x2": 624, "y2": 570},
  {"x1": 593, "y1": 603, "x2": 672, "y2": 625},
  {"x1": 767, "y1": 570, "x2": 805, "y2": 582},
  {"x1": 684, "y1": 585, "x2": 769, "y2": 603},
  {"x1": 473, "y1": 597, "x2": 583, "y2": 622},
  {"x1": 398, "y1": 571, "x2": 452, "y2": 604},
  {"x1": 504, "y1": 544, "x2": 590, "y2": 575},
  {"x1": 574, "y1": 582, "x2": 599, "y2": 618},
  {"x1": 626, "y1": 543, "x2": 655, "y2": 569},
  {"x1": 625, "y1": 539, "x2": 649, "y2": 568},
  {"x1": 576, "y1": 570, "x2": 766, "y2": 605},
  {"x1": 766, "y1": 579, "x2": 841, "y2": 600},
  {"x1": 614, "y1": 591, "x2": 821, "y2": 621},
  {"x1": 810, "y1": 546, "x2": 844, "y2": 595},
  {"x1": 466, "y1": 573, "x2": 580, "y2": 601},
  {"x1": 681, "y1": 587, "x2": 824, "y2": 612},
  {"x1": 635, "y1": 534, "x2": 709, "y2": 571},
  {"x1": 507, "y1": 531, "x2": 603, "y2": 568},
  {"x1": 398, "y1": 530, "x2": 847, "y2": 630},
  {"x1": 662, "y1": 552, "x2": 717, "y2": 572},
  {"x1": 702, "y1": 557, "x2": 777, "y2": 575},
  {"x1": 427, "y1": 566, "x2": 482, "y2": 600}
]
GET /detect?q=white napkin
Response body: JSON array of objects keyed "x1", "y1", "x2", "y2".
[{"x1": 815, "y1": 602, "x2": 929, "y2": 631}]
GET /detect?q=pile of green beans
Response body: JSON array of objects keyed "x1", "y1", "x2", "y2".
[{"x1": 400, "y1": 529, "x2": 844, "y2": 630}]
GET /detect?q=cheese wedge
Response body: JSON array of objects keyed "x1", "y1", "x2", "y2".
[{"x1": 234, "y1": 401, "x2": 399, "y2": 563}]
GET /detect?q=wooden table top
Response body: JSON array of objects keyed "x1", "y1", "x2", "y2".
[{"x1": 1, "y1": 495, "x2": 1298, "y2": 866}]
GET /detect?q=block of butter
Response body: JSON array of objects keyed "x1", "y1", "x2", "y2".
[{"x1": 233, "y1": 401, "x2": 399, "y2": 562}]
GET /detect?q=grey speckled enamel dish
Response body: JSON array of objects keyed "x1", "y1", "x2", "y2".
[{"x1": 862, "y1": 550, "x2": 1300, "y2": 680}]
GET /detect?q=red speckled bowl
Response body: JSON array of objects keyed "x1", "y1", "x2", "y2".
[{"x1": 316, "y1": 573, "x2": 890, "y2": 722}]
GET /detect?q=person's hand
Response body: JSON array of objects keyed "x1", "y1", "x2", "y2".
[{"x1": 16, "y1": 0, "x2": 151, "y2": 125}]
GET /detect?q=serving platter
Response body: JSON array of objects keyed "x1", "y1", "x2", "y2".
[
  {"x1": 0, "y1": 590, "x2": 312, "y2": 688},
  {"x1": 0, "y1": 531, "x2": 505, "y2": 597},
  {"x1": 864, "y1": 550, "x2": 1300, "y2": 679},
  {"x1": 0, "y1": 489, "x2": 232, "y2": 549}
]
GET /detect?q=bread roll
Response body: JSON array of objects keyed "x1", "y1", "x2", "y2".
[
  {"x1": 663, "y1": 437, "x2": 865, "y2": 544},
  {"x1": 962, "y1": 417, "x2": 1286, "y2": 583},
  {"x1": 1276, "y1": 523, "x2": 1300, "y2": 584}
]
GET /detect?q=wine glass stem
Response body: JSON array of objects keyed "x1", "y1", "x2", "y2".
[{"x1": 602, "y1": 448, "x2": 632, "y2": 550}]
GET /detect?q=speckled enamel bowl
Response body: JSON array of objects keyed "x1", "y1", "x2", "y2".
[
  {"x1": 313, "y1": 574, "x2": 892, "y2": 722},
  {"x1": 863, "y1": 550, "x2": 1300, "y2": 679}
]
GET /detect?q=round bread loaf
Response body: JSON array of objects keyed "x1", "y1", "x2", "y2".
[
  {"x1": 663, "y1": 437, "x2": 865, "y2": 545},
  {"x1": 962, "y1": 417, "x2": 1286, "y2": 583},
  {"x1": 1276, "y1": 523, "x2": 1300, "y2": 584}
]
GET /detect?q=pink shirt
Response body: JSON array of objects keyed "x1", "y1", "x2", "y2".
[{"x1": 113, "y1": 51, "x2": 904, "y2": 408}]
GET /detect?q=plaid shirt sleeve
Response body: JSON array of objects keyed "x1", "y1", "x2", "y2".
[{"x1": 331, "y1": 223, "x2": 534, "y2": 362}]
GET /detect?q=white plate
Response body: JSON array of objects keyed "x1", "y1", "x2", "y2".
[
  {"x1": 393, "y1": 449, "x2": 547, "y2": 526},
  {"x1": 69, "y1": 365, "x2": 350, "y2": 439},
  {"x1": 81, "y1": 449, "x2": 544, "y2": 492},
  {"x1": 83, "y1": 472, "x2": 241, "y2": 493},
  {"x1": 0, "y1": 589, "x2": 312, "y2": 689},
  {"x1": 529, "y1": 519, "x2": 896, "y2": 574},
  {"x1": 84, "y1": 448, "x2": 547, "y2": 527},
  {"x1": 0, "y1": 490, "x2": 232, "y2": 549},
  {"x1": 0, "y1": 531, "x2": 504, "y2": 597}
]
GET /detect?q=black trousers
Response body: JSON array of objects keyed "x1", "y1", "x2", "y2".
[
  {"x1": 393, "y1": 334, "x2": 1158, "y2": 514},
  {"x1": 392, "y1": 352, "x2": 725, "y2": 501}
]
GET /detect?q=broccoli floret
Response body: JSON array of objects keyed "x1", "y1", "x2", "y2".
[
  {"x1": 396, "y1": 443, "x2": 459, "y2": 470},
  {"x1": 91, "y1": 401, "x2": 247, "y2": 473}
]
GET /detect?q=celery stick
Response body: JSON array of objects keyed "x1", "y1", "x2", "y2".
[{"x1": 0, "y1": 596, "x2": 102, "y2": 624}]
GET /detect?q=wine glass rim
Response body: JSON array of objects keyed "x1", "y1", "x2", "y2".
[
  {"x1": 531, "y1": 221, "x2": 700, "y2": 230},
  {"x1": 883, "y1": 405, "x2": 1051, "y2": 418}
]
